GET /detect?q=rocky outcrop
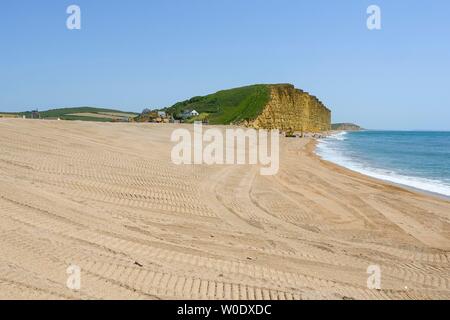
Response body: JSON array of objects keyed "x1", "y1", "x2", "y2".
[{"x1": 250, "y1": 84, "x2": 331, "y2": 132}]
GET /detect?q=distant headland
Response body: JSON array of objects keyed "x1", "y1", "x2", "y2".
[{"x1": 331, "y1": 123, "x2": 363, "y2": 131}]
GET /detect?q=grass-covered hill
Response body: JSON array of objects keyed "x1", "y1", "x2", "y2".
[
  {"x1": 6, "y1": 107, "x2": 138, "y2": 122},
  {"x1": 164, "y1": 84, "x2": 271, "y2": 125}
]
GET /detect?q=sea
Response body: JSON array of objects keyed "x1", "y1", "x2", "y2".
[{"x1": 316, "y1": 131, "x2": 450, "y2": 197}]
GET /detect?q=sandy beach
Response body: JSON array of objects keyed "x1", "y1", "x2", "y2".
[{"x1": 0, "y1": 119, "x2": 448, "y2": 300}]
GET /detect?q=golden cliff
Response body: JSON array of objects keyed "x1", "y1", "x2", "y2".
[{"x1": 250, "y1": 84, "x2": 331, "y2": 132}]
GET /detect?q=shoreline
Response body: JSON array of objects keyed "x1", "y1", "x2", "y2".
[
  {"x1": 0, "y1": 119, "x2": 449, "y2": 299},
  {"x1": 311, "y1": 133, "x2": 450, "y2": 202},
  {"x1": 308, "y1": 139, "x2": 450, "y2": 202}
]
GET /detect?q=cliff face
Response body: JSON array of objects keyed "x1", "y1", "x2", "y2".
[
  {"x1": 166, "y1": 83, "x2": 331, "y2": 131},
  {"x1": 250, "y1": 84, "x2": 331, "y2": 132}
]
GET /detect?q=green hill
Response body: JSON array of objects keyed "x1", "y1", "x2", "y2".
[
  {"x1": 164, "y1": 84, "x2": 271, "y2": 125},
  {"x1": 15, "y1": 107, "x2": 138, "y2": 122}
]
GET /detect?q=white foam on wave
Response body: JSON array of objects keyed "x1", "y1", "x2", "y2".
[
  {"x1": 316, "y1": 137, "x2": 450, "y2": 197},
  {"x1": 328, "y1": 131, "x2": 348, "y2": 141}
]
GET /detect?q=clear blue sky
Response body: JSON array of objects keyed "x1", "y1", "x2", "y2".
[{"x1": 1, "y1": 0, "x2": 449, "y2": 130}]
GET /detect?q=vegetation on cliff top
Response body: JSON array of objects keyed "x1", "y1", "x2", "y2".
[{"x1": 164, "y1": 84, "x2": 271, "y2": 125}]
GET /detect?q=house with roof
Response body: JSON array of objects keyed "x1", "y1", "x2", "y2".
[{"x1": 181, "y1": 110, "x2": 199, "y2": 119}]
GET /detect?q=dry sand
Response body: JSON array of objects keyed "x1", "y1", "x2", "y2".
[{"x1": 0, "y1": 119, "x2": 449, "y2": 300}]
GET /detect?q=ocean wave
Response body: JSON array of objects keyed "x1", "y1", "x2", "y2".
[
  {"x1": 316, "y1": 139, "x2": 450, "y2": 197},
  {"x1": 328, "y1": 131, "x2": 348, "y2": 141}
]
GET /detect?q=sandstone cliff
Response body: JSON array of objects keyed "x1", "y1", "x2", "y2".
[{"x1": 250, "y1": 84, "x2": 331, "y2": 132}]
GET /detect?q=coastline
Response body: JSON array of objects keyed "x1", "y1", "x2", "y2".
[
  {"x1": 309, "y1": 138, "x2": 450, "y2": 202},
  {"x1": 0, "y1": 119, "x2": 449, "y2": 299}
]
